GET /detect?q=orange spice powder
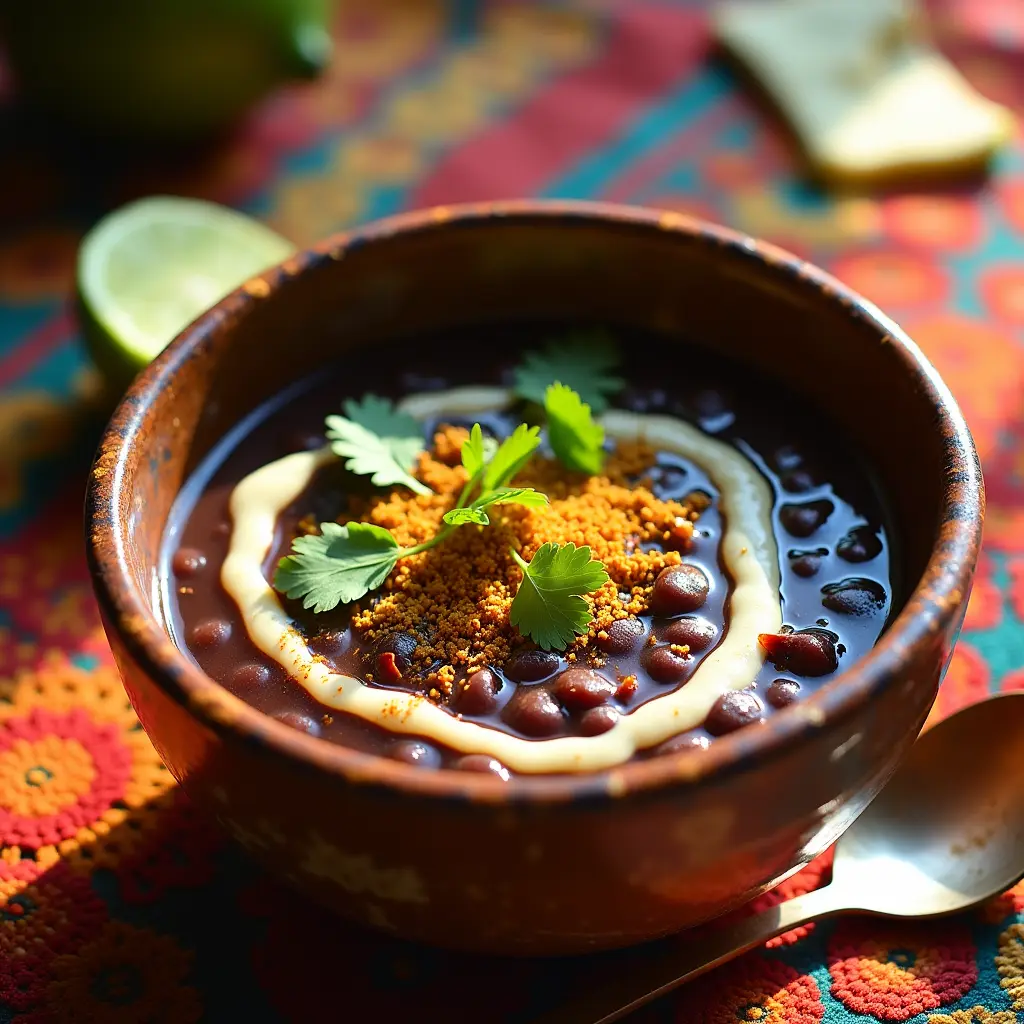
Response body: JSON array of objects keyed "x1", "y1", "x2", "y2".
[{"x1": 338, "y1": 427, "x2": 701, "y2": 696}]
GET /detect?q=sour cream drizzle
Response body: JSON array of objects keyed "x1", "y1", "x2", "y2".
[{"x1": 221, "y1": 387, "x2": 782, "y2": 773}]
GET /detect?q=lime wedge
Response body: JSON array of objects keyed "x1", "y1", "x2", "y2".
[{"x1": 78, "y1": 196, "x2": 295, "y2": 390}]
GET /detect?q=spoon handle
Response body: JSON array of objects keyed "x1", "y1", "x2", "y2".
[{"x1": 535, "y1": 883, "x2": 844, "y2": 1024}]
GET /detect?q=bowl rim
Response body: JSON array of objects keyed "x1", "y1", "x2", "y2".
[{"x1": 85, "y1": 198, "x2": 984, "y2": 806}]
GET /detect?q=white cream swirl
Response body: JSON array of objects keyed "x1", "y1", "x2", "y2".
[{"x1": 220, "y1": 387, "x2": 782, "y2": 773}]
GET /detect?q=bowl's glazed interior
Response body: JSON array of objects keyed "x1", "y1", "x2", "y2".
[{"x1": 88, "y1": 202, "x2": 982, "y2": 953}]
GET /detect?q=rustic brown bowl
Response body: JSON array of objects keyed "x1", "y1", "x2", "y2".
[{"x1": 86, "y1": 201, "x2": 983, "y2": 956}]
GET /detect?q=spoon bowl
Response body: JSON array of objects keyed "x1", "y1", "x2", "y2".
[
  {"x1": 834, "y1": 691, "x2": 1024, "y2": 917},
  {"x1": 543, "y1": 692, "x2": 1024, "y2": 1023}
]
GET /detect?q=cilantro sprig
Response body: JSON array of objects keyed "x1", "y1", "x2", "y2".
[
  {"x1": 326, "y1": 395, "x2": 431, "y2": 495},
  {"x1": 274, "y1": 421, "x2": 547, "y2": 615},
  {"x1": 277, "y1": 331, "x2": 627, "y2": 646},
  {"x1": 544, "y1": 383, "x2": 605, "y2": 474},
  {"x1": 509, "y1": 543, "x2": 610, "y2": 650},
  {"x1": 513, "y1": 331, "x2": 624, "y2": 414}
]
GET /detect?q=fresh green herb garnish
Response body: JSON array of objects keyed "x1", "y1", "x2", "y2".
[
  {"x1": 441, "y1": 488, "x2": 547, "y2": 527},
  {"x1": 275, "y1": 521, "x2": 401, "y2": 614},
  {"x1": 544, "y1": 383, "x2": 605, "y2": 474},
  {"x1": 275, "y1": 420, "x2": 547, "y2": 615},
  {"x1": 326, "y1": 394, "x2": 431, "y2": 496},
  {"x1": 280, "y1": 332, "x2": 629, "y2": 647},
  {"x1": 513, "y1": 332, "x2": 624, "y2": 413},
  {"x1": 509, "y1": 542, "x2": 610, "y2": 650},
  {"x1": 481, "y1": 423, "x2": 541, "y2": 491}
]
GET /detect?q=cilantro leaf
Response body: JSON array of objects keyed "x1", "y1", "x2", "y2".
[
  {"x1": 274, "y1": 521, "x2": 399, "y2": 613},
  {"x1": 444, "y1": 488, "x2": 546, "y2": 527},
  {"x1": 513, "y1": 332, "x2": 624, "y2": 413},
  {"x1": 326, "y1": 394, "x2": 431, "y2": 495},
  {"x1": 545, "y1": 383, "x2": 605, "y2": 474},
  {"x1": 443, "y1": 507, "x2": 490, "y2": 526},
  {"x1": 482, "y1": 423, "x2": 541, "y2": 491},
  {"x1": 509, "y1": 542, "x2": 610, "y2": 650},
  {"x1": 477, "y1": 487, "x2": 548, "y2": 510},
  {"x1": 460, "y1": 423, "x2": 491, "y2": 479}
]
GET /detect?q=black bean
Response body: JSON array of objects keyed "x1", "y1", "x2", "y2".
[
  {"x1": 693, "y1": 388, "x2": 734, "y2": 430},
  {"x1": 190, "y1": 619, "x2": 231, "y2": 649},
  {"x1": 772, "y1": 445, "x2": 803, "y2": 472},
  {"x1": 367, "y1": 631, "x2": 419, "y2": 682},
  {"x1": 172, "y1": 547, "x2": 207, "y2": 578},
  {"x1": 836, "y1": 526, "x2": 883, "y2": 563},
  {"x1": 650, "y1": 564, "x2": 709, "y2": 616},
  {"x1": 274, "y1": 711, "x2": 321, "y2": 736},
  {"x1": 504, "y1": 649, "x2": 560, "y2": 683},
  {"x1": 451, "y1": 669, "x2": 500, "y2": 716},
  {"x1": 230, "y1": 663, "x2": 270, "y2": 688},
  {"x1": 821, "y1": 578, "x2": 887, "y2": 616},
  {"x1": 370, "y1": 631, "x2": 419, "y2": 662},
  {"x1": 758, "y1": 629, "x2": 839, "y2": 677},
  {"x1": 766, "y1": 678, "x2": 801, "y2": 708},
  {"x1": 308, "y1": 629, "x2": 351, "y2": 662},
  {"x1": 642, "y1": 646, "x2": 692, "y2": 684},
  {"x1": 597, "y1": 617, "x2": 646, "y2": 656},
  {"x1": 661, "y1": 616, "x2": 717, "y2": 652},
  {"x1": 705, "y1": 692, "x2": 764, "y2": 736},
  {"x1": 552, "y1": 669, "x2": 616, "y2": 711},
  {"x1": 454, "y1": 754, "x2": 510, "y2": 780},
  {"x1": 579, "y1": 706, "x2": 619, "y2": 736},
  {"x1": 389, "y1": 740, "x2": 441, "y2": 768},
  {"x1": 780, "y1": 469, "x2": 815, "y2": 493},
  {"x1": 779, "y1": 500, "x2": 834, "y2": 538},
  {"x1": 790, "y1": 554, "x2": 821, "y2": 578},
  {"x1": 654, "y1": 732, "x2": 709, "y2": 754},
  {"x1": 502, "y1": 687, "x2": 565, "y2": 737},
  {"x1": 651, "y1": 466, "x2": 688, "y2": 496}
]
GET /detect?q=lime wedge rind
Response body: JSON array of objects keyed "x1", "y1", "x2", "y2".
[{"x1": 78, "y1": 195, "x2": 295, "y2": 388}]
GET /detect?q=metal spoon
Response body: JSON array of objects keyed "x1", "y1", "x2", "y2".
[{"x1": 541, "y1": 691, "x2": 1024, "y2": 1024}]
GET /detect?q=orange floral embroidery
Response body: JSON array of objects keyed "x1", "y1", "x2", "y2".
[
  {"x1": 678, "y1": 956, "x2": 824, "y2": 1023},
  {"x1": 831, "y1": 250, "x2": 949, "y2": 309},
  {"x1": 979, "y1": 265, "x2": 1024, "y2": 325},
  {"x1": 827, "y1": 919, "x2": 977, "y2": 1020},
  {"x1": 26, "y1": 920, "x2": 201, "y2": 1024},
  {"x1": 0, "y1": 660, "x2": 174, "y2": 868},
  {"x1": 901, "y1": 314, "x2": 1024, "y2": 464},
  {"x1": 882, "y1": 194, "x2": 984, "y2": 252}
]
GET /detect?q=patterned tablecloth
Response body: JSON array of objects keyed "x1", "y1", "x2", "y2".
[{"x1": 1, "y1": 1, "x2": 1023, "y2": 1021}]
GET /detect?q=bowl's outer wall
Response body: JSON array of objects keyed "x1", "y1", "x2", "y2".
[{"x1": 89, "y1": 208, "x2": 979, "y2": 954}]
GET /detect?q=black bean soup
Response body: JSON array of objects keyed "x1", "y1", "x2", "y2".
[{"x1": 163, "y1": 326, "x2": 893, "y2": 776}]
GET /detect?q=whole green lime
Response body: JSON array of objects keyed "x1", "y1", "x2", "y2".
[{"x1": 1, "y1": 0, "x2": 333, "y2": 140}]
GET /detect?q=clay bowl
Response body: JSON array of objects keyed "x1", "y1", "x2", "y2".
[{"x1": 86, "y1": 200, "x2": 983, "y2": 956}]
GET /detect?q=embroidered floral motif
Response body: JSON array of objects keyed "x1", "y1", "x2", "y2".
[
  {"x1": 0, "y1": 707, "x2": 132, "y2": 848},
  {"x1": 928, "y1": 1008, "x2": 1018, "y2": 1024},
  {"x1": 676, "y1": 956, "x2": 823, "y2": 1023},
  {"x1": 20, "y1": 920, "x2": 201, "y2": 1024},
  {"x1": 827, "y1": 920, "x2": 977, "y2": 1019},
  {"x1": 995, "y1": 922, "x2": 1024, "y2": 1009},
  {"x1": 0, "y1": 662, "x2": 174, "y2": 867},
  {"x1": 0, "y1": 859, "x2": 106, "y2": 965}
]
